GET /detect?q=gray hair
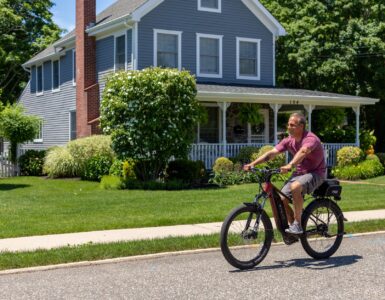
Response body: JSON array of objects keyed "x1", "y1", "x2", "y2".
[{"x1": 290, "y1": 112, "x2": 306, "y2": 127}]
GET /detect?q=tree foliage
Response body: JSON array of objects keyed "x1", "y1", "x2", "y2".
[
  {"x1": 0, "y1": 0, "x2": 63, "y2": 103},
  {"x1": 0, "y1": 104, "x2": 40, "y2": 163},
  {"x1": 261, "y1": 0, "x2": 385, "y2": 148},
  {"x1": 100, "y1": 68, "x2": 201, "y2": 181}
]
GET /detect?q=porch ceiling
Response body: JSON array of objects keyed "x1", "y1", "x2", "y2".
[{"x1": 196, "y1": 84, "x2": 379, "y2": 107}]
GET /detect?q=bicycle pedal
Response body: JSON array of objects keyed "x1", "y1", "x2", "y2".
[{"x1": 283, "y1": 235, "x2": 299, "y2": 245}]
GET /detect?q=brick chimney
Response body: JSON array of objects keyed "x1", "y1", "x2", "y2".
[{"x1": 76, "y1": 0, "x2": 100, "y2": 138}]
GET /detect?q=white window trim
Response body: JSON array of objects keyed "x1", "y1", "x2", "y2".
[
  {"x1": 33, "y1": 120, "x2": 43, "y2": 143},
  {"x1": 51, "y1": 59, "x2": 60, "y2": 93},
  {"x1": 198, "y1": 0, "x2": 221, "y2": 13},
  {"x1": 72, "y1": 49, "x2": 76, "y2": 86},
  {"x1": 114, "y1": 31, "x2": 127, "y2": 72},
  {"x1": 36, "y1": 64, "x2": 44, "y2": 96},
  {"x1": 69, "y1": 110, "x2": 76, "y2": 141},
  {"x1": 196, "y1": 33, "x2": 223, "y2": 78},
  {"x1": 236, "y1": 37, "x2": 261, "y2": 81},
  {"x1": 153, "y1": 29, "x2": 182, "y2": 70}
]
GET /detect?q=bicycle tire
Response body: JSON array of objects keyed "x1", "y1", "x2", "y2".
[
  {"x1": 220, "y1": 204, "x2": 273, "y2": 270},
  {"x1": 300, "y1": 198, "x2": 344, "y2": 259}
]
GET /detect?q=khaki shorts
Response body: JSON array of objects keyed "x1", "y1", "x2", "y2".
[{"x1": 281, "y1": 173, "x2": 324, "y2": 199}]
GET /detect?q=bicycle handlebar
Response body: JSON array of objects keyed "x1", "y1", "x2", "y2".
[{"x1": 249, "y1": 167, "x2": 281, "y2": 175}]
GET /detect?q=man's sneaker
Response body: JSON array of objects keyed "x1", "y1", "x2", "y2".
[{"x1": 285, "y1": 221, "x2": 303, "y2": 235}]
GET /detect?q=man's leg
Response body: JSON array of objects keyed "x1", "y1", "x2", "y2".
[
  {"x1": 290, "y1": 181, "x2": 304, "y2": 224},
  {"x1": 280, "y1": 195, "x2": 294, "y2": 224}
]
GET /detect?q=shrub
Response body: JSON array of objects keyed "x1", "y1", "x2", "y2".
[
  {"x1": 360, "y1": 130, "x2": 376, "y2": 153},
  {"x1": 376, "y1": 153, "x2": 385, "y2": 168},
  {"x1": 210, "y1": 171, "x2": 258, "y2": 186},
  {"x1": 123, "y1": 159, "x2": 136, "y2": 180},
  {"x1": 336, "y1": 146, "x2": 365, "y2": 167},
  {"x1": 212, "y1": 157, "x2": 233, "y2": 174},
  {"x1": 251, "y1": 145, "x2": 285, "y2": 169},
  {"x1": 18, "y1": 150, "x2": 46, "y2": 176},
  {"x1": 233, "y1": 146, "x2": 259, "y2": 163},
  {"x1": 100, "y1": 68, "x2": 201, "y2": 181},
  {"x1": 109, "y1": 159, "x2": 124, "y2": 177},
  {"x1": 67, "y1": 135, "x2": 115, "y2": 175},
  {"x1": 82, "y1": 155, "x2": 113, "y2": 182},
  {"x1": 366, "y1": 154, "x2": 380, "y2": 162},
  {"x1": 100, "y1": 175, "x2": 124, "y2": 190},
  {"x1": 332, "y1": 159, "x2": 384, "y2": 180},
  {"x1": 43, "y1": 147, "x2": 77, "y2": 178},
  {"x1": 166, "y1": 159, "x2": 205, "y2": 184}
]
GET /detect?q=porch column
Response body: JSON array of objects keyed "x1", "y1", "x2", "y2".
[
  {"x1": 353, "y1": 106, "x2": 360, "y2": 146},
  {"x1": 304, "y1": 104, "x2": 315, "y2": 132},
  {"x1": 269, "y1": 104, "x2": 282, "y2": 145},
  {"x1": 218, "y1": 102, "x2": 231, "y2": 157}
]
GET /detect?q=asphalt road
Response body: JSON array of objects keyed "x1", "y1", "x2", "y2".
[{"x1": 0, "y1": 233, "x2": 385, "y2": 300}]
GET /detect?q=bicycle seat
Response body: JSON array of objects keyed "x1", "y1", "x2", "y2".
[{"x1": 312, "y1": 179, "x2": 342, "y2": 200}]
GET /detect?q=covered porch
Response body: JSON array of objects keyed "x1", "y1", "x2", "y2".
[{"x1": 190, "y1": 84, "x2": 379, "y2": 168}]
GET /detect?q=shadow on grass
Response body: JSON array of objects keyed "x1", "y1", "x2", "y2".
[
  {"x1": 230, "y1": 255, "x2": 363, "y2": 272},
  {"x1": 0, "y1": 184, "x2": 30, "y2": 191}
]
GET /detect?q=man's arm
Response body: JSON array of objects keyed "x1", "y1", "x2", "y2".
[
  {"x1": 280, "y1": 146, "x2": 311, "y2": 173},
  {"x1": 243, "y1": 148, "x2": 280, "y2": 170}
]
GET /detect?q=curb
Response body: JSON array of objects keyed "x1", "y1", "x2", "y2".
[{"x1": 1, "y1": 230, "x2": 385, "y2": 276}]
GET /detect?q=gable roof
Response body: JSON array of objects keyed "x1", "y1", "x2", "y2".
[{"x1": 23, "y1": 0, "x2": 285, "y2": 67}]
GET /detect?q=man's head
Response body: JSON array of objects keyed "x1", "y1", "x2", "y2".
[{"x1": 287, "y1": 112, "x2": 306, "y2": 137}]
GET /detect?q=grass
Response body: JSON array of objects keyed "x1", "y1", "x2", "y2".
[
  {"x1": 1, "y1": 176, "x2": 385, "y2": 238},
  {"x1": 1, "y1": 219, "x2": 385, "y2": 271},
  {"x1": 361, "y1": 175, "x2": 385, "y2": 184}
]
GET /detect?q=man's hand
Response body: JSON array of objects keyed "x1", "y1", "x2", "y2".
[
  {"x1": 280, "y1": 163, "x2": 292, "y2": 174},
  {"x1": 243, "y1": 163, "x2": 254, "y2": 171}
]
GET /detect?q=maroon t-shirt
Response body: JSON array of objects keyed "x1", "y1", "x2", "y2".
[{"x1": 275, "y1": 131, "x2": 326, "y2": 178}]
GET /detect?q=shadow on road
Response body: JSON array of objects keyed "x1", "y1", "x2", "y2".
[
  {"x1": 0, "y1": 184, "x2": 30, "y2": 191},
  {"x1": 230, "y1": 255, "x2": 363, "y2": 272}
]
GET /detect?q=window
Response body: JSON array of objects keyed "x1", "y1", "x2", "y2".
[
  {"x1": 154, "y1": 29, "x2": 182, "y2": 70},
  {"x1": 34, "y1": 121, "x2": 43, "y2": 143},
  {"x1": 115, "y1": 34, "x2": 126, "y2": 71},
  {"x1": 52, "y1": 60, "x2": 60, "y2": 91},
  {"x1": 198, "y1": 0, "x2": 221, "y2": 13},
  {"x1": 73, "y1": 50, "x2": 76, "y2": 86},
  {"x1": 69, "y1": 111, "x2": 77, "y2": 141},
  {"x1": 36, "y1": 65, "x2": 43, "y2": 95},
  {"x1": 236, "y1": 37, "x2": 261, "y2": 80},
  {"x1": 196, "y1": 33, "x2": 223, "y2": 78}
]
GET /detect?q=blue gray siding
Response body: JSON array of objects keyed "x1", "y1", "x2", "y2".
[
  {"x1": 18, "y1": 49, "x2": 76, "y2": 150},
  {"x1": 138, "y1": 0, "x2": 274, "y2": 86}
]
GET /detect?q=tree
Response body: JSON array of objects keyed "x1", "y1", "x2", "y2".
[
  {"x1": 0, "y1": 104, "x2": 40, "y2": 163},
  {"x1": 0, "y1": 0, "x2": 63, "y2": 104},
  {"x1": 100, "y1": 68, "x2": 202, "y2": 181},
  {"x1": 261, "y1": 0, "x2": 385, "y2": 149}
]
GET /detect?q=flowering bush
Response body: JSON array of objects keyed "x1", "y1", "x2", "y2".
[
  {"x1": 100, "y1": 68, "x2": 201, "y2": 181},
  {"x1": 336, "y1": 146, "x2": 365, "y2": 167}
]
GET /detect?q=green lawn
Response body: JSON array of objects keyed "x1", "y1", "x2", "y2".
[
  {"x1": 362, "y1": 175, "x2": 385, "y2": 184},
  {"x1": 0, "y1": 176, "x2": 385, "y2": 239}
]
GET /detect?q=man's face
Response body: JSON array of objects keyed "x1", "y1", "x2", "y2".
[{"x1": 287, "y1": 116, "x2": 303, "y2": 137}]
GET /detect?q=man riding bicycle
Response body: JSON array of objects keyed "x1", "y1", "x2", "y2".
[{"x1": 243, "y1": 112, "x2": 326, "y2": 235}]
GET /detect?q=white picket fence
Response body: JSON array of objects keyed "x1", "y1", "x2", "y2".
[
  {"x1": 0, "y1": 152, "x2": 19, "y2": 177},
  {"x1": 189, "y1": 143, "x2": 356, "y2": 169}
]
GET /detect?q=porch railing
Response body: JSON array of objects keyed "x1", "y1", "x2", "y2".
[{"x1": 189, "y1": 143, "x2": 356, "y2": 169}]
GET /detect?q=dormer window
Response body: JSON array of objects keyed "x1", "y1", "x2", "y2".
[{"x1": 198, "y1": 0, "x2": 221, "y2": 13}]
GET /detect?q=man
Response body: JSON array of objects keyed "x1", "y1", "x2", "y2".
[{"x1": 243, "y1": 113, "x2": 326, "y2": 234}]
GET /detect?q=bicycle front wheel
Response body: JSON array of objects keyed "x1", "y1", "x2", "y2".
[
  {"x1": 220, "y1": 204, "x2": 273, "y2": 270},
  {"x1": 301, "y1": 199, "x2": 344, "y2": 259}
]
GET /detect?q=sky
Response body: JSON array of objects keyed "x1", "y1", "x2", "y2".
[{"x1": 51, "y1": 0, "x2": 117, "y2": 33}]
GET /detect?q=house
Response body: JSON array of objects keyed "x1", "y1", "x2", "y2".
[{"x1": 18, "y1": 0, "x2": 378, "y2": 168}]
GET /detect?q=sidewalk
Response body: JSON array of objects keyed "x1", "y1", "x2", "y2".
[{"x1": 1, "y1": 209, "x2": 385, "y2": 253}]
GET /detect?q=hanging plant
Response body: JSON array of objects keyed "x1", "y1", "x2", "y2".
[{"x1": 238, "y1": 103, "x2": 263, "y2": 125}]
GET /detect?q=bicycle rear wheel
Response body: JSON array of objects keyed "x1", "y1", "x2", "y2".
[
  {"x1": 300, "y1": 199, "x2": 344, "y2": 259},
  {"x1": 220, "y1": 204, "x2": 273, "y2": 270}
]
